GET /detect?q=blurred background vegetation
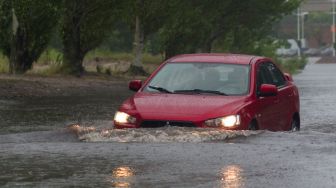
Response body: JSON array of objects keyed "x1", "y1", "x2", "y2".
[{"x1": 0, "y1": 0, "x2": 307, "y2": 76}]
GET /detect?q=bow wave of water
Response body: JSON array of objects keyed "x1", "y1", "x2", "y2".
[{"x1": 69, "y1": 124, "x2": 262, "y2": 143}]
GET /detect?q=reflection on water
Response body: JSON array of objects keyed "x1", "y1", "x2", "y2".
[
  {"x1": 108, "y1": 166, "x2": 135, "y2": 188},
  {"x1": 220, "y1": 165, "x2": 244, "y2": 188},
  {"x1": 113, "y1": 166, "x2": 134, "y2": 178}
]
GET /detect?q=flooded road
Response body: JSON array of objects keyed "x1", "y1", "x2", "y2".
[
  {"x1": 0, "y1": 85, "x2": 131, "y2": 134},
  {"x1": 1, "y1": 58, "x2": 336, "y2": 187}
]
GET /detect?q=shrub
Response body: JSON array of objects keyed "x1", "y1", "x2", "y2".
[{"x1": 0, "y1": 53, "x2": 9, "y2": 73}]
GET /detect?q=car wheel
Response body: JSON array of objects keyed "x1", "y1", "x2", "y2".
[
  {"x1": 248, "y1": 121, "x2": 258, "y2": 130},
  {"x1": 291, "y1": 117, "x2": 300, "y2": 131}
]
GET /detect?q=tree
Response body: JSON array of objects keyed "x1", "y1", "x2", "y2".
[
  {"x1": 159, "y1": 0, "x2": 302, "y2": 59},
  {"x1": 122, "y1": 0, "x2": 168, "y2": 75},
  {"x1": 0, "y1": 0, "x2": 60, "y2": 74},
  {"x1": 158, "y1": 0, "x2": 209, "y2": 59},
  {"x1": 61, "y1": 0, "x2": 120, "y2": 75}
]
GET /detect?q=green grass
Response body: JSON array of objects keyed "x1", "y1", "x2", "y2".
[
  {"x1": 36, "y1": 48, "x2": 63, "y2": 65},
  {"x1": 23, "y1": 48, "x2": 64, "y2": 76},
  {"x1": 1, "y1": 48, "x2": 163, "y2": 76},
  {"x1": 0, "y1": 53, "x2": 9, "y2": 73},
  {"x1": 85, "y1": 50, "x2": 134, "y2": 62},
  {"x1": 142, "y1": 53, "x2": 163, "y2": 64},
  {"x1": 85, "y1": 49, "x2": 163, "y2": 64}
]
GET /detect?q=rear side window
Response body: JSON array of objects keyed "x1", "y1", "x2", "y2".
[
  {"x1": 257, "y1": 62, "x2": 286, "y2": 89},
  {"x1": 265, "y1": 63, "x2": 286, "y2": 87}
]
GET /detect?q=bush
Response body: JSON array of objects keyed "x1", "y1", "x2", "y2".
[
  {"x1": 280, "y1": 57, "x2": 307, "y2": 74},
  {"x1": 37, "y1": 48, "x2": 63, "y2": 65},
  {"x1": 0, "y1": 53, "x2": 9, "y2": 73}
]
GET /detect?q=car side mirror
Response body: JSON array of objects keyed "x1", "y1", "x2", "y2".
[
  {"x1": 284, "y1": 73, "x2": 293, "y2": 82},
  {"x1": 129, "y1": 80, "x2": 142, "y2": 92},
  {"x1": 259, "y1": 84, "x2": 278, "y2": 97}
]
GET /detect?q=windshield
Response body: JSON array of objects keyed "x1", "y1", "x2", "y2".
[{"x1": 144, "y1": 62, "x2": 250, "y2": 95}]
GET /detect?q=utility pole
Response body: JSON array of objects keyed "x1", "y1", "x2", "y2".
[
  {"x1": 301, "y1": 11, "x2": 309, "y2": 49},
  {"x1": 333, "y1": 0, "x2": 336, "y2": 56},
  {"x1": 297, "y1": 7, "x2": 301, "y2": 57}
]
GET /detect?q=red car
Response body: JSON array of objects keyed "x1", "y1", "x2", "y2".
[{"x1": 114, "y1": 53, "x2": 300, "y2": 131}]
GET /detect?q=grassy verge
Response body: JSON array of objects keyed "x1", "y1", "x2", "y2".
[
  {"x1": 32, "y1": 49, "x2": 163, "y2": 76},
  {"x1": 1, "y1": 48, "x2": 307, "y2": 76},
  {"x1": 26, "y1": 48, "x2": 64, "y2": 75},
  {"x1": 85, "y1": 49, "x2": 163, "y2": 64},
  {"x1": 37, "y1": 48, "x2": 63, "y2": 65}
]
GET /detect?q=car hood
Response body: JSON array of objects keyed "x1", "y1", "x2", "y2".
[{"x1": 121, "y1": 92, "x2": 248, "y2": 120}]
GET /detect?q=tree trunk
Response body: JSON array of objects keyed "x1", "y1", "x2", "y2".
[
  {"x1": 201, "y1": 29, "x2": 227, "y2": 53},
  {"x1": 132, "y1": 15, "x2": 144, "y2": 68},
  {"x1": 165, "y1": 44, "x2": 179, "y2": 60},
  {"x1": 62, "y1": 31, "x2": 84, "y2": 76},
  {"x1": 9, "y1": 33, "x2": 17, "y2": 74},
  {"x1": 9, "y1": 9, "x2": 32, "y2": 74},
  {"x1": 129, "y1": 0, "x2": 147, "y2": 76},
  {"x1": 62, "y1": 13, "x2": 85, "y2": 76},
  {"x1": 9, "y1": 29, "x2": 33, "y2": 74}
]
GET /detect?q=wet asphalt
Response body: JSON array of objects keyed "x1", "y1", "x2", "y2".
[{"x1": 1, "y1": 58, "x2": 336, "y2": 187}]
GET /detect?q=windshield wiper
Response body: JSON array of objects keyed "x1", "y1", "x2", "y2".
[
  {"x1": 174, "y1": 89, "x2": 228, "y2": 96},
  {"x1": 148, "y1": 85, "x2": 173, "y2": 93}
]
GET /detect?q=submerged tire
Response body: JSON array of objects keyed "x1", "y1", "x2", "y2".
[
  {"x1": 248, "y1": 121, "x2": 258, "y2": 130},
  {"x1": 291, "y1": 117, "x2": 300, "y2": 131}
]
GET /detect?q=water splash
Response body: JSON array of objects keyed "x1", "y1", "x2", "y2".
[{"x1": 68, "y1": 124, "x2": 261, "y2": 143}]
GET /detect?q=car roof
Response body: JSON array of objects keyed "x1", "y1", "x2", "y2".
[{"x1": 168, "y1": 53, "x2": 266, "y2": 65}]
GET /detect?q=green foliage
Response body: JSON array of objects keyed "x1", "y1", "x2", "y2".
[
  {"x1": 0, "y1": 0, "x2": 304, "y2": 76},
  {"x1": 306, "y1": 12, "x2": 332, "y2": 24},
  {"x1": 100, "y1": 23, "x2": 133, "y2": 52},
  {"x1": 105, "y1": 68, "x2": 111, "y2": 75},
  {"x1": 85, "y1": 49, "x2": 162, "y2": 65},
  {"x1": 157, "y1": 0, "x2": 302, "y2": 58},
  {"x1": 61, "y1": 0, "x2": 122, "y2": 75},
  {"x1": 122, "y1": 0, "x2": 168, "y2": 38},
  {"x1": 281, "y1": 57, "x2": 307, "y2": 74},
  {"x1": 0, "y1": 1, "x2": 11, "y2": 56},
  {"x1": 37, "y1": 48, "x2": 63, "y2": 65},
  {"x1": 0, "y1": 53, "x2": 9, "y2": 73},
  {"x1": 0, "y1": 0, "x2": 60, "y2": 73},
  {"x1": 85, "y1": 50, "x2": 134, "y2": 62}
]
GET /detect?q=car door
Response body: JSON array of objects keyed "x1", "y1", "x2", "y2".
[
  {"x1": 255, "y1": 62, "x2": 282, "y2": 131},
  {"x1": 265, "y1": 62, "x2": 292, "y2": 130}
]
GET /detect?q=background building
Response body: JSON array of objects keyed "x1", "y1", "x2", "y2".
[{"x1": 276, "y1": 0, "x2": 334, "y2": 48}]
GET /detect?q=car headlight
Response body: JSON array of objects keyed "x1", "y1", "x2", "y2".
[
  {"x1": 205, "y1": 115, "x2": 241, "y2": 128},
  {"x1": 114, "y1": 111, "x2": 137, "y2": 124}
]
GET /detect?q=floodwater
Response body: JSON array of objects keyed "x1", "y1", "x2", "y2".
[
  {"x1": 1, "y1": 58, "x2": 336, "y2": 187},
  {"x1": 0, "y1": 88, "x2": 130, "y2": 134}
]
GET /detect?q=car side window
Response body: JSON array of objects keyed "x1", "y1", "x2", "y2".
[
  {"x1": 257, "y1": 64, "x2": 273, "y2": 84},
  {"x1": 265, "y1": 62, "x2": 286, "y2": 87},
  {"x1": 256, "y1": 64, "x2": 273, "y2": 94}
]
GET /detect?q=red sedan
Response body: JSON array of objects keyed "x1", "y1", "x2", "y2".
[{"x1": 114, "y1": 53, "x2": 300, "y2": 131}]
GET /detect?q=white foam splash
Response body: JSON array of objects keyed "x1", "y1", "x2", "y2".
[{"x1": 77, "y1": 127, "x2": 262, "y2": 143}]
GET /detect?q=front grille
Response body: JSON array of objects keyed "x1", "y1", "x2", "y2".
[{"x1": 140, "y1": 120, "x2": 196, "y2": 128}]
